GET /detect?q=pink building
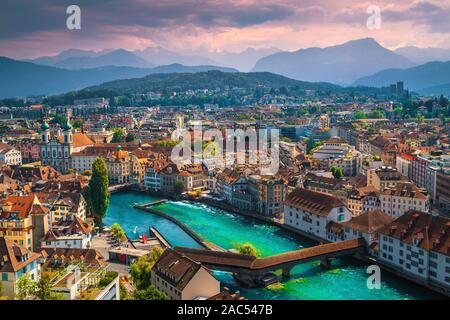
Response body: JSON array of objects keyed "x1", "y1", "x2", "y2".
[{"x1": 18, "y1": 139, "x2": 41, "y2": 163}]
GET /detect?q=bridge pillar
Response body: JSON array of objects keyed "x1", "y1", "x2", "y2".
[
  {"x1": 320, "y1": 257, "x2": 332, "y2": 269},
  {"x1": 282, "y1": 267, "x2": 292, "y2": 278}
]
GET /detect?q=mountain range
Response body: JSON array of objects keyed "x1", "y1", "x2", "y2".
[
  {"x1": 4, "y1": 38, "x2": 450, "y2": 99},
  {"x1": 252, "y1": 38, "x2": 413, "y2": 85},
  {"x1": 27, "y1": 47, "x2": 280, "y2": 72},
  {"x1": 0, "y1": 57, "x2": 236, "y2": 99},
  {"x1": 27, "y1": 49, "x2": 154, "y2": 70},
  {"x1": 353, "y1": 61, "x2": 450, "y2": 94}
]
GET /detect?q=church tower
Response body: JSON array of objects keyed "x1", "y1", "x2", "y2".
[
  {"x1": 41, "y1": 122, "x2": 50, "y2": 143},
  {"x1": 62, "y1": 119, "x2": 73, "y2": 144}
]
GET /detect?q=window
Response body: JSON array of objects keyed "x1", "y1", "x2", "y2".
[{"x1": 1, "y1": 273, "x2": 8, "y2": 281}]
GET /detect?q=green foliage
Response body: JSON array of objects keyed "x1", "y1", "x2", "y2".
[
  {"x1": 72, "y1": 119, "x2": 84, "y2": 129},
  {"x1": 367, "y1": 109, "x2": 384, "y2": 119},
  {"x1": 34, "y1": 276, "x2": 64, "y2": 300},
  {"x1": 119, "y1": 282, "x2": 131, "y2": 300},
  {"x1": 355, "y1": 111, "x2": 367, "y2": 119},
  {"x1": 83, "y1": 169, "x2": 92, "y2": 176},
  {"x1": 331, "y1": 166, "x2": 343, "y2": 179},
  {"x1": 307, "y1": 140, "x2": 324, "y2": 154},
  {"x1": 111, "y1": 128, "x2": 125, "y2": 143},
  {"x1": 373, "y1": 155, "x2": 382, "y2": 161},
  {"x1": 416, "y1": 115, "x2": 425, "y2": 124},
  {"x1": 155, "y1": 140, "x2": 178, "y2": 148},
  {"x1": 174, "y1": 180, "x2": 185, "y2": 195},
  {"x1": 16, "y1": 274, "x2": 37, "y2": 300},
  {"x1": 134, "y1": 286, "x2": 168, "y2": 300},
  {"x1": 111, "y1": 223, "x2": 127, "y2": 241},
  {"x1": 280, "y1": 136, "x2": 293, "y2": 143},
  {"x1": 309, "y1": 106, "x2": 319, "y2": 114},
  {"x1": 130, "y1": 247, "x2": 164, "y2": 291},
  {"x1": 88, "y1": 158, "x2": 110, "y2": 225},
  {"x1": 239, "y1": 243, "x2": 259, "y2": 257},
  {"x1": 98, "y1": 272, "x2": 118, "y2": 288},
  {"x1": 16, "y1": 274, "x2": 64, "y2": 300},
  {"x1": 49, "y1": 114, "x2": 67, "y2": 125},
  {"x1": 125, "y1": 132, "x2": 135, "y2": 142}
]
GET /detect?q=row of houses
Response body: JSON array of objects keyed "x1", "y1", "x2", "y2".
[{"x1": 283, "y1": 186, "x2": 449, "y2": 294}]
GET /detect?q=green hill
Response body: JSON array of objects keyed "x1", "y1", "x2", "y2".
[{"x1": 84, "y1": 70, "x2": 340, "y2": 94}]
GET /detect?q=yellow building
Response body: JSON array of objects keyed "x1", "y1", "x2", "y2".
[
  {"x1": 367, "y1": 167, "x2": 406, "y2": 192},
  {"x1": 50, "y1": 193, "x2": 87, "y2": 224},
  {"x1": 0, "y1": 195, "x2": 50, "y2": 251}
]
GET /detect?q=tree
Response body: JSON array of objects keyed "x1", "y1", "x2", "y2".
[
  {"x1": 355, "y1": 111, "x2": 367, "y2": 119},
  {"x1": 331, "y1": 166, "x2": 343, "y2": 179},
  {"x1": 134, "y1": 285, "x2": 168, "y2": 300},
  {"x1": 16, "y1": 274, "x2": 37, "y2": 300},
  {"x1": 239, "y1": 243, "x2": 258, "y2": 257},
  {"x1": 34, "y1": 276, "x2": 63, "y2": 300},
  {"x1": 416, "y1": 115, "x2": 425, "y2": 124},
  {"x1": 174, "y1": 180, "x2": 185, "y2": 195},
  {"x1": 130, "y1": 247, "x2": 164, "y2": 291},
  {"x1": 111, "y1": 223, "x2": 127, "y2": 242},
  {"x1": 88, "y1": 158, "x2": 110, "y2": 225},
  {"x1": 125, "y1": 132, "x2": 135, "y2": 142},
  {"x1": 49, "y1": 114, "x2": 67, "y2": 125},
  {"x1": 72, "y1": 119, "x2": 84, "y2": 129},
  {"x1": 112, "y1": 128, "x2": 125, "y2": 143}
]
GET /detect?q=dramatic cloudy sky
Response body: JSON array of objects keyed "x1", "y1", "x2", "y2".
[{"x1": 1, "y1": 0, "x2": 450, "y2": 58}]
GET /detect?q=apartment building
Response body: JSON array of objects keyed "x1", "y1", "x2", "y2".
[
  {"x1": 380, "y1": 183, "x2": 429, "y2": 218},
  {"x1": 0, "y1": 142, "x2": 22, "y2": 166},
  {"x1": 346, "y1": 185, "x2": 380, "y2": 217},
  {"x1": 41, "y1": 215, "x2": 93, "y2": 249},
  {"x1": 302, "y1": 172, "x2": 348, "y2": 203},
  {"x1": 247, "y1": 174, "x2": 285, "y2": 218},
  {"x1": 367, "y1": 166, "x2": 406, "y2": 192},
  {"x1": 377, "y1": 211, "x2": 450, "y2": 294},
  {"x1": 284, "y1": 188, "x2": 352, "y2": 240}
]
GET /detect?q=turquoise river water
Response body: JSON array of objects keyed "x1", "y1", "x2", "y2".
[{"x1": 104, "y1": 192, "x2": 443, "y2": 300}]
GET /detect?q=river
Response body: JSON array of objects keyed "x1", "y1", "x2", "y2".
[{"x1": 103, "y1": 192, "x2": 442, "y2": 300}]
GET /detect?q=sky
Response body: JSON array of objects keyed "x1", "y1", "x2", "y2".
[{"x1": 1, "y1": 0, "x2": 450, "y2": 59}]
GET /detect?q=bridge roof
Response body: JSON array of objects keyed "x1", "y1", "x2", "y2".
[{"x1": 175, "y1": 238, "x2": 366, "y2": 271}]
